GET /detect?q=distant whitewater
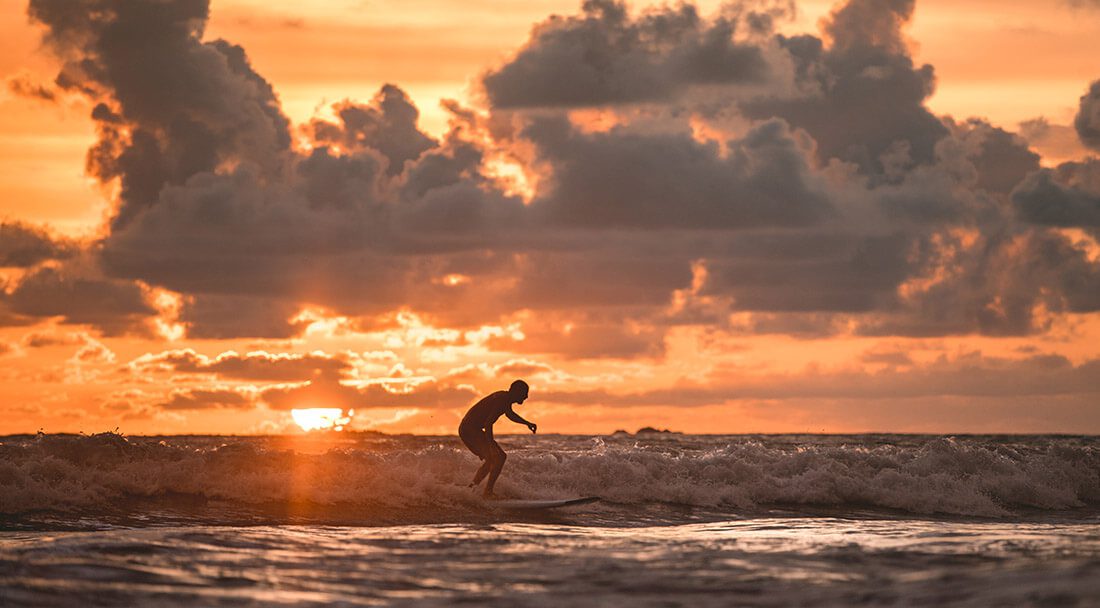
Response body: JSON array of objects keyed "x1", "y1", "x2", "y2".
[{"x1": 2, "y1": 433, "x2": 1099, "y2": 527}]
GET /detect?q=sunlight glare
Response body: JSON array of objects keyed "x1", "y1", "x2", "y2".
[{"x1": 291, "y1": 408, "x2": 351, "y2": 432}]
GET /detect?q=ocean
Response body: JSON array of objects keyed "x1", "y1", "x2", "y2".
[{"x1": 1, "y1": 432, "x2": 1098, "y2": 606}]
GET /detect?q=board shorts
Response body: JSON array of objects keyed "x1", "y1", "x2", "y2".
[{"x1": 459, "y1": 421, "x2": 499, "y2": 460}]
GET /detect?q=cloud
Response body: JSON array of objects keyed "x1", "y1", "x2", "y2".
[
  {"x1": 28, "y1": 0, "x2": 292, "y2": 230},
  {"x1": 1075, "y1": 80, "x2": 1100, "y2": 151},
  {"x1": 159, "y1": 388, "x2": 253, "y2": 410},
  {"x1": 482, "y1": 0, "x2": 773, "y2": 109},
  {"x1": 72, "y1": 339, "x2": 115, "y2": 364},
  {"x1": 259, "y1": 378, "x2": 477, "y2": 411},
  {"x1": 305, "y1": 85, "x2": 437, "y2": 176},
  {"x1": 2, "y1": 264, "x2": 156, "y2": 336},
  {"x1": 9, "y1": 0, "x2": 1097, "y2": 351},
  {"x1": 20, "y1": 331, "x2": 87, "y2": 348},
  {"x1": 740, "y1": 0, "x2": 947, "y2": 175},
  {"x1": 540, "y1": 353, "x2": 1100, "y2": 406},
  {"x1": 131, "y1": 349, "x2": 351, "y2": 381},
  {"x1": 488, "y1": 311, "x2": 667, "y2": 359},
  {"x1": 443, "y1": 358, "x2": 556, "y2": 381},
  {"x1": 6, "y1": 72, "x2": 56, "y2": 102},
  {"x1": 525, "y1": 116, "x2": 833, "y2": 229},
  {"x1": 492, "y1": 359, "x2": 555, "y2": 378},
  {"x1": 0, "y1": 222, "x2": 75, "y2": 268},
  {"x1": 1018, "y1": 117, "x2": 1089, "y2": 164},
  {"x1": 1013, "y1": 161, "x2": 1100, "y2": 229}
]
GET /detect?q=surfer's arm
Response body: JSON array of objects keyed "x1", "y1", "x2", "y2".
[{"x1": 505, "y1": 407, "x2": 537, "y2": 434}]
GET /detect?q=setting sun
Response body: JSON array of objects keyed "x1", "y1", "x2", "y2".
[{"x1": 291, "y1": 408, "x2": 351, "y2": 432}]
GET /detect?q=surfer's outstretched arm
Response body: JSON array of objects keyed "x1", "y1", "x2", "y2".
[{"x1": 505, "y1": 407, "x2": 537, "y2": 433}]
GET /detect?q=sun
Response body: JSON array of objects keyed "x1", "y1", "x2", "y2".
[{"x1": 291, "y1": 408, "x2": 352, "y2": 432}]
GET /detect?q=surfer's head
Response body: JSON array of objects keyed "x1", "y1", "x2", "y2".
[{"x1": 509, "y1": 379, "x2": 529, "y2": 404}]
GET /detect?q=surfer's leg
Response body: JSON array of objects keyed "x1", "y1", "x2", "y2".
[
  {"x1": 471, "y1": 456, "x2": 492, "y2": 486},
  {"x1": 483, "y1": 442, "x2": 507, "y2": 497},
  {"x1": 462, "y1": 427, "x2": 492, "y2": 487}
]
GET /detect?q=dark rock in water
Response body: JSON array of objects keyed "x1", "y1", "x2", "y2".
[
  {"x1": 636, "y1": 427, "x2": 677, "y2": 434},
  {"x1": 611, "y1": 429, "x2": 630, "y2": 436}
]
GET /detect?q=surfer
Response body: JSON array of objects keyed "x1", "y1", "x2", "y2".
[{"x1": 459, "y1": 379, "x2": 537, "y2": 498}]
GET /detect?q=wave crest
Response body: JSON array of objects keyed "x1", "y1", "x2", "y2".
[{"x1": 1, "y1": 433, "x2": 1098, "y2": 519}]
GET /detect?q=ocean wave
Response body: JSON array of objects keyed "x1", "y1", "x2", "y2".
[{"x1": 1, "y1": 433, "x2": 1098, "y2": 520}]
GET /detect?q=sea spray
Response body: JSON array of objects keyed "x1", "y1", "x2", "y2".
[{"x1": 2, "y1": 433, "x2": 1098, "y2": 521}]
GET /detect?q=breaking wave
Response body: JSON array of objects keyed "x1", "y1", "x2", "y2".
[{"x1": 1, "y1": 433, "x2": 1098, "y2": 523}]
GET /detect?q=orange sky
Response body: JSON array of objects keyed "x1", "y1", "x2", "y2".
[{"x1": 1, "y1": 0, "x2": 1098, "y2": 435}]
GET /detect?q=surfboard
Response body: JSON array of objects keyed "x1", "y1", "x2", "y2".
[{"x1": 486, "y1": 496, "x2": 600, "y2": 510}]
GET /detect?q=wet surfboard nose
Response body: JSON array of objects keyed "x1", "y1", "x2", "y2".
[{"x1": 486, "y1": 497, "x2": 600, "y2": 510}]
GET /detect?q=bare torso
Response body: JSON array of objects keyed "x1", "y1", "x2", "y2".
[{"x1": 460, "y1": 391, "x2": 512, "y2": 431}]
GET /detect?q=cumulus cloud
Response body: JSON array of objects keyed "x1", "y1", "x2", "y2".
[
  {"x1": 525, "y1": 116, "x2": 832, "y2": 229},
  {"x1": 10, "y1": 0, "x2": 1098, "y2": 352},
  {"x1": 740, "y1": 0, "x2": 947, "y2": 175},
  {"x1": 28, "y1": 0, "x2": 292, "y2": 230},
  {"x1": 0, "y1": 222, "x2": 75, "y2": 267},
  {"x1": 482, "y1": 0, "x2": 772, "y2": 108},
  {"x1": 131, "y1": 349, "x2": 351, "y2": 381},
  {"x1": 2, "y1": 264, "x2": 156, "y2": 336},
  {"x1": 1075, "y1": 80, "x2": 1100, "y2": 151},
  {"x1": 305, "y1": 85, "x2": 436, "y2": 176},
  {"x1": 1013, "y1": 160, "x2": 1100, "y2": 229}
]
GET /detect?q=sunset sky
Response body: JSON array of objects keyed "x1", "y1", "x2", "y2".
[{"x1": 1, "y1": 0, "x2": 1098, "y2": 435}]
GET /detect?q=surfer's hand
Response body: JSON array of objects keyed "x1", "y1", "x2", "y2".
[{"x1": 528, "y1": 423, "x2": 537, "y2": 434}]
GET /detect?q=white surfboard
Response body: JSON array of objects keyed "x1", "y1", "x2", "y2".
[{"x1": 486, "y1": 496, "x2": 600, "y2": 510}]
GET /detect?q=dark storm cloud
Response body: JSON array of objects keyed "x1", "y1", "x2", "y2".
[
  {"x1": 131, "y1": 349, "x2": 352, "y2": 382},
  {"x1": 860, "y1": 228, "x2": 1100, "y2": 336},
  {"x1": 29, "y1": 0, "x2": 292, "y2": 229},
  {"x1": 305, "y1": 85, "x2": 436, "y2": 176},
  {"x1": 1013, "y1": 160, "x2": 1100, "y2": 228},
  {"x1": 0, "y1": 222, "x2": 75, "y2": 267},
  {"x1": 1074, "y1": 80, "x2": 1100, "y2": 151},
  {"x1": 12, "y1": 0, "x2": 1099, "y2": 350},
  {"x1": 525, "y1": 117, "x2": 833, "y2": 229},
  {"x1": 950, "y1": 119, "x2": 1040, "y2": 196},
  {"x1": 178, "y1": 295, "x2": 308, "y2": 340},
  {"x1": 482, "y1": 0, "x2": 770, "y2": 108},
  {"x1": 2, "y1": 265, "x2": 155, "y2": 335},
  {"x1": 740, "y1": 0, "x2": 948, "y2": 175},
  {"x1": 697, "y1": 230, "x2": 915, "y2": 313}
]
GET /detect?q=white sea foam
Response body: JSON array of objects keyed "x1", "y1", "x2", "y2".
[{"x1": 1, "y1": 433, "x2": 1097, "y2": 520}]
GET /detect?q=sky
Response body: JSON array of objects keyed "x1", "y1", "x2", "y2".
[{"x1": 0, "y1": 0, "x2": 1098, "y2": 435}]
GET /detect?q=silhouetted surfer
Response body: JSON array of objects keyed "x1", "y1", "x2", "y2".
[{"x1": 459, "y1": 380, "x2": 536, "y2": 498}]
